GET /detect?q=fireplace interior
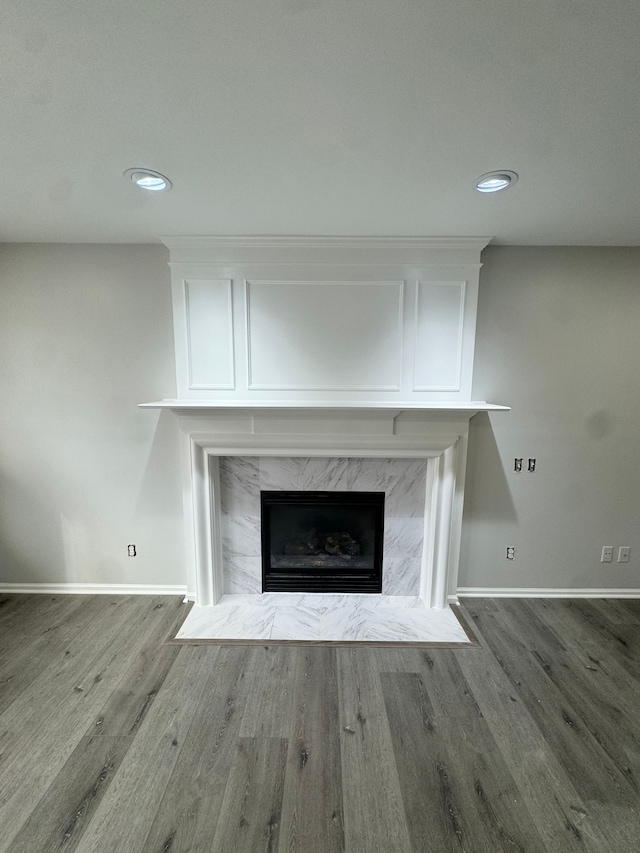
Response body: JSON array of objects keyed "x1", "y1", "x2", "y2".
[{"x1": 261, "y1": 491, "x2": 384, "y2": 593}]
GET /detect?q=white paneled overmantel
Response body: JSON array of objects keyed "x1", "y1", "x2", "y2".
[
  {"x1": 162, "y1": 236, "x2": 492, "y2": 403},
  {"x1": 146, "y1": 236, "x2": 508, "y2": 618}
]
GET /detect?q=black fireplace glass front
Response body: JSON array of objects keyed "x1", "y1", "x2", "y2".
[{"x1": 261, "y1": 491, "x2": 384, "y2": 593}]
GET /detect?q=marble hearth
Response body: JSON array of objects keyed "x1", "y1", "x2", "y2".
[{"x1": 173, "y1": 593, "x2": 472, "y2": 644}]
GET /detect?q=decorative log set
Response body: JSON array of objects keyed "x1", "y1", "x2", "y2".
[{"x1": 283, "y1": 528, "x2": 361, "y2": 558}]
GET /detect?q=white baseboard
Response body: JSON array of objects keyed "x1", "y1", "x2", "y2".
[
  {"x1": 457, "y1": 587, "x2": 640, "y2": 599},
  {"x1": 5, "y1": 583, "x2": 637, "y2": 601},
  {"x1": 0, "y1": 583, "x2": 189, "y2": 596}
]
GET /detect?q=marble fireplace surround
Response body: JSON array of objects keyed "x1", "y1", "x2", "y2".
[
  {"x1": 142, "y1": 402, "x2": 508, "y2": 610},
  {"x1": 222, "y1": 455, "x2": 427, "y2": 597}
]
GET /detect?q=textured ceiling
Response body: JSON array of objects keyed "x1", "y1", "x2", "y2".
[{"x1": 1, "y1": 0, "x2": 639, "y2": 244}]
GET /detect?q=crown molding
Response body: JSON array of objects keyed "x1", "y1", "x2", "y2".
[{"x1": 160, "y1": 235, "x2": 493, "y2": 266}]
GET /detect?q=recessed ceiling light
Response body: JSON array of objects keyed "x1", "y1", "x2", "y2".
[
  {"x1": 124, "y1": 168, "x2": 172, "y2": 192},
  {"x1": 475, "y1": 170, "x2": 518, "y2": 193}
]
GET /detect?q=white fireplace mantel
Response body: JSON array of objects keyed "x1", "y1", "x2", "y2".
[
  {"x1": 140, "y1": 400, "x2": 508, "y2": 413},
  {"x1": 141, "y1": 402, "x2": 508, "y2": 609}
]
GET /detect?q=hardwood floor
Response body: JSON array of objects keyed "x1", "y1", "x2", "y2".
[{"x1": 1, "y1": 594, "x2": 639, "y2": 852}]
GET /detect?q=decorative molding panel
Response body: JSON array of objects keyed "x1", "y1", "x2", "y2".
[
  {"x1": 413, "y1": 281, "x2": 465, "y2": 391},
  {"x1": 184, "y1": 279, "x2": 235, "y2": 389},
  {"x1": 245, "y1": 280, "x2": 403, "y2": 391},
  {"x1": 163, "y1": 236, "x2": 491, "y2": 402}
]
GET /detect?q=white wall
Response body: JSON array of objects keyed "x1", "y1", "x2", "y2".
[
  {"x1": 461, "y1": 246, "x2": 640, "y2": 592},
  {"x1": 1, "y1": 243, "x2": 639, "y2": 593},
  {"x1": 0, "y1": 244, "x2": 185, "y2": 587}
]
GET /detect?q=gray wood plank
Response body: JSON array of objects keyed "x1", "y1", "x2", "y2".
[
  {"x1": 373, "y1": 647, "x2": 422, "y2": 673},
  {"x1": 0, "y1": 596, "x2": 184, "y2": 853},
  {"x1": 278, "y1": 647, "x2": 344, "y2": 853},
  {"x1": 532, "y1": 597, "x2": 640, "y2": 718},
  {"x1": 549, "y1": 599, "x2": 640, "y2": 679},
  {"x1": 72, "y1": 645, "x2": 216, "y2": 853},
  {"x1": 0, "y1": 593, "x2": 23, "y2": 620},
  {"x1": 0, "y1": 594, "x2": 109, "y2": 715},
  {"x1": 416, "y1": 647, "x2": 486, "y2": 719},
  {"x1": 457, "y1": 601, "x2": 621, "y2": 853},
  {"x1": 0, "y1": 593, "x2": 74, "y2": 635},
  {"x1": 0, "y1": 595, "x2": 136, "y2": 783},
  {"x1": 6, "y1": 733, "x2": 133, "y2": 853},
  {"x1": 588, "y1": 598, "x2": 640, "y2": 625},
  {"x1": 5, "y1": 608, "x2": 185, "y2": 853},
  {"x1": 239, "y1": 645, "x2": 297, "y2": 737},
  {"x1": 210, "y1": 737, "x2": 289, "y2": 853},
  {"x1": 467, "y1": 599, "x2": 637, "y2": 807},
  {"x1": 499, "y1": 598, "x2": 640, "y2": 789},
  {"x1": 385, "y1": 667, "x2": 551, "y2": 853},
  {"x1": 615, "y1": 598, "x2": 640, "y2": 622},
  {"x1": 90, "y1": 599, "x2": 187, "y2": 739},
  {"x1": 2, "y1": 594, "x2": 640, "y2": 852},
  {"x1": 337, "y1": 647, "x2": 412, "y2": 853},
  {"x1": 380, "y1": 671, "x2": 462, "y2": 852},
  {"x1": 0, "y1": 594, "x2": 87, "y2": 661},
  {"x1": 140, "y1": 644, "x2": 253, "y2": 853}
]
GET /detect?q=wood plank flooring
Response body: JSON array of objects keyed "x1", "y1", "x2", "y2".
[{"x1": 1, "y1": 593, "x2": 639, "y2": 852}]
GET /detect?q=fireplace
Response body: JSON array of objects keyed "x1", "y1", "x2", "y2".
[
  {"x1": 136, "y1": 405, "x2": 508, "y2": 607},
  {"x1": 140, "y1": 236, "x2": 509, "y2": 608},
  {"x1": 261, "y1": 490, "x2": 385, "y2": 593}
]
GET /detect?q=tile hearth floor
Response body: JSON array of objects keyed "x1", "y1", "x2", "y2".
[{"x1": 172, "y1": 593, "x2": 472, "y2": 645}]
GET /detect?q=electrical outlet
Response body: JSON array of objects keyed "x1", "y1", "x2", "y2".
[
  {"x1": 528, "y1": 458, "x2": 536, "y2": 472},
  {"x1": 618, "y1": 547, "x2": 630, "y2": 563},
  {"x1": 514, "y1": 458, "x2": 523, "y2": 472},
  {"x1": 127, "y1": 544, "x2": 137, "y2": 557},
  {"x1": 601, "y1": 546, "x2": 613, "y2": 563},
  {"x1": 506, "y1": 546, "x2": 516, "y2": 560}
]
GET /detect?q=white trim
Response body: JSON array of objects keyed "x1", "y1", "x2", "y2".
[
  {"x1": 190, "y1": 439, "x2": 216, "y2": 606},
  {"x1": 140, "y1": 400, "x2": 510, "y2": 412},
  {"x1": 188, "y1": 435, "x2": 460, "y2": 458},
  {"x1": 184, "y1": 278, "x2": 235, "y2": 391},
  {"x1": 185, "y1": 428, "x2": 467, "y2": 610},
  {"x1": 161, "y1": 236, "x2": 493, "y2": 266},
  {"x1": 420, "y1": 457, "x2": 438, "y2": 605},
  {"x1": 162, "y1": 236, "x2": 493, "y2": 250},
  {"x1": 412, "y1": 280, "x2": 466, "y2": 392},
  {"x1": 457, "y1": 587, "x2": 640, "y2": 599},
  {"x1": 208, "y1": 454, "x2": 225, "y2": 605},
  {"x1": 243, "y1": 384, "x2": 404, "y2": 392},
  {"x1": 0, "y1": 583, "x2": 189, "y2": 596}
]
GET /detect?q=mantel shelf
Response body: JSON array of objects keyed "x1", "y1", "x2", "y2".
[{"x1": 139, "y1": 400, "x2": 509, "y2": 414}]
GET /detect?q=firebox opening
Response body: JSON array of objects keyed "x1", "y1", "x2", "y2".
[{"x1": 261, "y1": 491, "x2": 384, "y2": 593}]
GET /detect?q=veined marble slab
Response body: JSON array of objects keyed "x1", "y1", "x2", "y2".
[
  {"x1": 173, "y1": 593, "x2": 472, "y2": 644},
  {"x1": 219, "y1": 456, "x2": 430, "y2": 596}
]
